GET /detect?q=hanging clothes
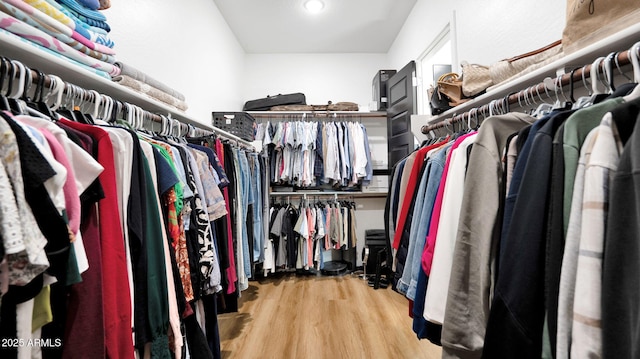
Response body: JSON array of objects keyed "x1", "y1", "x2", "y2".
[
  {"x1": 264, "y1": 199, "x2": 357, "y2": 273},
  {"x1": 601, "y1": 97, "x2": 640, "y2": 359},
  {"x1": 391, "y1": 79, "x2": 640, "y2": 359},
  {"x1": 386, "y1": 113, "x2": 535, "y2": 354},
  {"x1": 0, "y1": 88, "x2": 271, "y2": 359},
  {"x1": 256, "y1": 120, "x2": 372, "y2": 189}
]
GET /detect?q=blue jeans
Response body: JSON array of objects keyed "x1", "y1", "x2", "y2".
[
  {"x1": 249, "y1": 153, "x2": 264, "y2": 262},
  {"x1": 236, "y1": 149, "x2": 252, "y2": 281}
]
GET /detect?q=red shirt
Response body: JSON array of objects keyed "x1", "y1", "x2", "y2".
[
  {"x1": 392, "y1": 140, "x2": 448, "y2": 249},
  {"x1": 60, "y1": 119, "x2": 134, "y2": 359}
]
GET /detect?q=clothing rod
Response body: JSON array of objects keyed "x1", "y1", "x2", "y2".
[
  {"x1": 208, "y1": 126, "x2": 254, "y2": 147},
  {"x1": 421, "y1": 47, "x2": 634, "y2": 134},
  {"x1": 269, "y1": 192, "x2": 355, "y2": 196},
  {"x1": 268, "y1": 191, "x2": 387, "y2": 198},
  {"x1": 2, "y1": 55, "x2": 254, "y2": 146},
  {"x1": 249, "y1": 111, "x2": 385, "y2": 117}
]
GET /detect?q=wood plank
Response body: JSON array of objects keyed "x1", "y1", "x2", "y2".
[{"x1": 218, "y1": 274, "x2": 442, "y2": 358}]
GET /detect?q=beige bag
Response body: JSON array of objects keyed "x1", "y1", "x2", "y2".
[
  {"x1": 305, "y1": 101, "x2": 360, "y2": 112},
  {"x1": 437, "y1": 73, "x2": 464, "y2": 104},
  {"x1": 327, "y1": 102, "x2": 359, "y2": 111},
  {"x1": 563, "y1": 0, "x2": 640, "y2": 54},
  {"x1": 270, "y1": 105, "x2": 313, "y2": 111},
  {"x1": 489, "y1": 40, "x2": 563, "y2": 87},
  {"x1": 461, "y1": 61, "x2": 492, "y2": 97}
]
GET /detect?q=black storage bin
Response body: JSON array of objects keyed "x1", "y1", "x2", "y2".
[{"x1": 212, "y1": 112, "x2": 256, "y2": 142}]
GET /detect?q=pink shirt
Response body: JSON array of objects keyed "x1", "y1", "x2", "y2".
[{"x1": 421, "y1": 132, "x2": 476, "y2": 275}]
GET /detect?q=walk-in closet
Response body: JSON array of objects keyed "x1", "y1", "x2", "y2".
[{"x1": 1, "y1": 0, "x2": 640, "y2": 358}]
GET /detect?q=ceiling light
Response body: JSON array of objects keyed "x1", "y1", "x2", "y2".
[{"x1": 304, "y1": 0, "x2": 324, "y2": 14}]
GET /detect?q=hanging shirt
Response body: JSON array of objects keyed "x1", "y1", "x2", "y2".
[
  {"x1": 398, "y1": 140, "x2": 452, "y2": 300},
  {"x1": 140, "y1": 140, "x2": 184, "y2": 358},
  {"x1": 101, "y1": 127, "x2": 136, "y2": 332},
  {"x1": 601, "y1": 97, "x2": 640, "y2": 359},
  {"x1": 505, "y1": 134, "x2": 519, "y2": 194},
  {"x1": 314, "y1": 122, "x2": 324, "y2": 183},
  {"x1": 294, "y1": 207, "x2": 308, "y2": 269},
  {"x1": 217, "y1": 140, "x2": 237, "y2": 295},
  {"x1": 0, "y1": 116, "x2": 49, "y2": 286},
  {"x1": 483, "y1": 110, "x2": 571, "y2": 358},
  {"x1": 562, "y1": 98, "x2": 624, "y2": 236},
  {"x1": 569, "y1": 111, "x2": 621, "y2": 358},
  {"x1": 306, "y1": 207, "x2": 315, "y2": 269},
  {"x1": 190, "y1": 148, "x2": 227, "y2": 220},
  {"x1": 441, "y1": 113, "x2": 535, "y2": 359},
  {"x1": 336, "y1": 123, "x2": 347, "y2": 185},
  {"x1": 393, "y1": 139, "x2": 448, "y2": 250},
  {"x1": 424, "y1": 133, "x2": 477, "y2": 324},
  {"x1": 556, "y1": 99, "x2": 625, "y2": 359},
  {"x1": 59, "y1": 118, "x2": 135, "y2": 359}
]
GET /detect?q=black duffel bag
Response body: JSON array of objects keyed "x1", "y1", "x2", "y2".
[{"x1": 243, "y1": 93, "x2": 306, "y2": 111}]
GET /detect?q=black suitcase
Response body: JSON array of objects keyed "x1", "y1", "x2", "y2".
[{"x1": 243, "y1": 93, "x2": 306, "y2": 111}]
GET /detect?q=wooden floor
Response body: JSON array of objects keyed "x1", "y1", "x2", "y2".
[{"x1": 218, "y1": 273, "x2": 442, "y2": 359}]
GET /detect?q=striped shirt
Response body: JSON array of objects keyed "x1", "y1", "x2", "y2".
[{"x1": 571, "y1": 112, "x2": 623, "y2": 358}]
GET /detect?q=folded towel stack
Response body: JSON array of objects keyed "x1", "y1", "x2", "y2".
[{"x1": 0, "y1": 0, "x2": 117, "y2": 79}]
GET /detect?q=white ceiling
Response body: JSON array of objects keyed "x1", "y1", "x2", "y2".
[{"x1": 212, "y1": 0, "x2": 417, "y2": 54}]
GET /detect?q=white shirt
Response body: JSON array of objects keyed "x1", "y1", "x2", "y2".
[
  {"x1": 424, "y1": 133, "x2": 477, "y2": 324},
  {"x1": 557, "y1": 129, "x2": 599, "y2": 359}
]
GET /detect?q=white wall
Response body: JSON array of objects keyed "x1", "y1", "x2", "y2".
[
  {"x1": 389, "y1": 0, "x2": 566, "y2": 72},
  {"x1": 243, "y1": 53, "x2": 389, "y2": 109},
  {"x1": 100, "y1": 1, "x2": 567, "y2": 267},
  {"x1": 103, "y1": 0, "x2": 245, "y2": 125},
  {"x1": 102, "y1": 0, "x2": 566, "y2": 125}
]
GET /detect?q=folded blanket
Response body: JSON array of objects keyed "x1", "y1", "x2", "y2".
[
  {"x1": 0, "y1": 2, "x2": 115, "y2": 63},
  {"x1": 0, "y1": 28, "x2": 110, "y2": 80},
  {"x1": 88, "y1": 24, "x2": 107, "y2": 35},
  {"x1": 0, "y1": 12, "x2": 120, "y2": 76},
  {"x1": 54, "y1": 1, "x2": 110, "y2": 32},
  {"x1": 55, "y1": 0, "x2": 106, "y2": 22},
  {"x1": 45, "y1": 0, "x2": 112, "y2": 44},
  {"x1": 114, "y1": 62, "x2": 186, "y2": 101},
  {"x1": 113, "y1": 75, "x2": 189, "y2": 112},
  {"x1": 6, "y1": 0, "x2": 114, "y2": 55},
  {"x1": 23, "y1": 0, "x2": 114, "y2": 48},
  {"x1": 71, "y1": 11, "x2": 109, "y2": 32},
  {"x1": 76, "y1": 0, "x2": 99, "y2": 11}
]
